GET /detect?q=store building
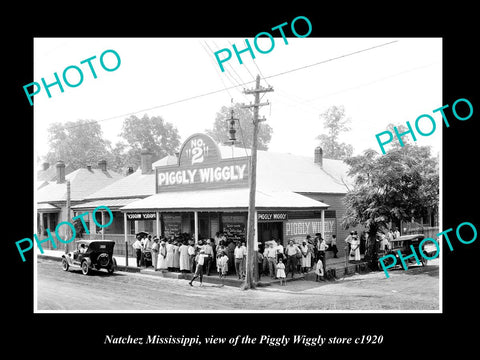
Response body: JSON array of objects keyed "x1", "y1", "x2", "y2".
[
  {"x1": 120, "y1": 133, "x2": 353, "y2": 257},
  {"x1": 69, "y1": 152, "x2": 177, "y2": 253},
  {"x1": 36, "y1": 160, "x2": 123, "y2": 247}
]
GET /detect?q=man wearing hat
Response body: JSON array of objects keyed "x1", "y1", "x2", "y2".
[
  {"x1": 151, "y1": 236, "x2": 159, "y2": 269},
  {"x1": 203, "y1": 239, "x2": 214, "y2": 276}
]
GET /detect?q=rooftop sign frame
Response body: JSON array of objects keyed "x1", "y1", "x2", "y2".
[{"x1": 155, "y1": 133, "x2": 250, "y2": 193}]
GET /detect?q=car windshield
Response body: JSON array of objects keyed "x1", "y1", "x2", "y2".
[{"x1": 77, "y1": 243, "x2": 86, "y2": 250}]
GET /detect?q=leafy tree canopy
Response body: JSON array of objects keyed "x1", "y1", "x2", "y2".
[
  {"x1": 45, "y1": 119, "x2": 112, "y2": 170},
  {"x1": 43, "y1": 115, "x2": 181, "y2": 173},
  {"x1": 316, "y1": 105, "x2": 353, "y2": 160},
  {"x1": 342, "y1": 142, "x2": 439, "y2": 233},
  {"x1": 117, "y1": 114, "x2": 181, "y2": 169}
]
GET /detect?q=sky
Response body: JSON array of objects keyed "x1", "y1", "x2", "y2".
[{"x1": 33, "y1": 37, "x2": 442, "y2": 163}]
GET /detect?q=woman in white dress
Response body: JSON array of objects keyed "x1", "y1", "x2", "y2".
[
  {"x1": 179, "y1": 240, "x2": 190, "y2": 273},
  {"x1": 166, "y1": 239, "x2": 175, "y2": 270},
  {"x1": 349, "y1": 235, "x2": 361, "y2": 261},
  {"x1": 276, "y1": 258, "x2": 286, "y2": 285},
  {"x1": 157, "y1": 241, "x2": 168, "y2": 271},
  {"x1": 172, "y1": 240, "x2": 180, "y2": 271},
  {"x1": 300, "y1": 240, "x2": 311, "y2": 273}
]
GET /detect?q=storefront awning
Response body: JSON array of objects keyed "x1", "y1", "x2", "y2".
[
  {"x1": 37, "y1": 203, "x2": 61, "y2": 212},
  {"x1": 120, "y1": 188, "x2": 329, "y2": 212}
]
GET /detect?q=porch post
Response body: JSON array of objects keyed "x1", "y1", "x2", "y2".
[
  {"x1": 194, "y1": 211, "x2": 199, "y2": 243},
  {"x1": 39, "y1": 212, "x2": 45, "y2": 236},
  {"x1": 321, "y1": 209, "x2": 325, "y2": 239},
  {"x1": 101, "y1": 211, "x2": 105, "y2": 240},
  {"x1": 46, "y1": 213, "x2": 52, "y2": 233},
  {"x1": 124, "y1": 212, "x2": 128, "y2": 267},
  {"x1": 156, "y1": 211, "x2": 161, "y2": 238},
  {"x1": 254, "y1": 210, "x2": 258, "y2": 282},
  {"x1": 253, "y1": 210, "x2": 258, "y2": 249}
]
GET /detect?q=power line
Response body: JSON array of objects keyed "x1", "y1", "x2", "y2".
[
  {"x1": 58, "y1": 40, "x2": 399, "y2": 130},
  {"x1": 199, "y1": 40, "x2": 233, "y2": 101},
  {"x1": 263, "y1": 40, "x2": 399, "y2": 80},
  {"x1": 206, "y1": 40, "x2": 248, "y2": 102},
  {"x1": 227, "y1": 39, "x2": 257, "y2": 83}
]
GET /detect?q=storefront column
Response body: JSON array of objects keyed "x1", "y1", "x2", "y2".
[
  {"x1": 254, "y1": 210, "x2": 259, "y2": 282},
  {"x1": 124, "y1": 212, "x2": 128, "y2": 267},
  {"x1": 321, "y1": 209, "x2": 325, "y2": 238},
  {"x1": 253, "y1": 210, "x2": 258, "y2": 249},
  {"x1": 39, "y1": 212, "x2": 45, "y2": 236},
  {"x1": 156, "y1": 211, "x2": 161, "y2": 238},
  {"x1": 46, "y1": 213, "x2": 52, "y2": 233},
  {"x1": 101, "y1": 211, "x2": 105, "y2": 240},
  {"x1": 194, "y1": 211, "x2": 199, "y2": 243}
]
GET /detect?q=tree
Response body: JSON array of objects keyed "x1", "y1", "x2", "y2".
[
  {"x1": 118, "y1": 114, "x2": 181, "y2": 169},
  {"x1": 45, "y1": 119, "x2": 112, "y2": 170},
  {"x1": 316, "y1": 105, "x2": 353, "y2": 159},
  {"x1": 341, "y1": 143, "x2": 439, "y2": 268},
  {"x1": 206, "y1": 103, "x2": 273, "y2": 150}
]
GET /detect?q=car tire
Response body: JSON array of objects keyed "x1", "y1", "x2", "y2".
[
  {"x1": 81, "y1": 261, "x2": 89, "y2": 275},
  {"x1": 62, "y1": 258, "x2": 69, "y2": 271},
  {"x1": 108, "y1": 258, "x2": 117, "y2": 274}
]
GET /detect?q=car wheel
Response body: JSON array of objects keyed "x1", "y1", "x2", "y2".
[
  {"x1": 62, "y1": 258, "x2": 69, "y2": 271},
  {"x1": 107, "y1": 258, "x2": 117, "y2": 274},
  {"x1": 81, "y1": 261, "x2": 89, "y2": 275}
]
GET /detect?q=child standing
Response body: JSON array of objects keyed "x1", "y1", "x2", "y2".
[
  {"x1": 315, "y1": 258, "x2": 324, "y2": 281},
  {"x1": 216, "y1": 251, "x2": 229, "y2": 285},
  {"x1": 276, "y1": 258, "x2": 286, "y2": 285}
]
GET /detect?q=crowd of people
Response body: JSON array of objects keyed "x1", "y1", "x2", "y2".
[
  {"x1": 131, "y1": 229, "x2": 382, "y2": 286},
  {"x1": 132, "y1": 232, "x2": 248, "y2": 286},
  {"x1": 258, "y1": 233, "x2": 334, "y2": 283}
]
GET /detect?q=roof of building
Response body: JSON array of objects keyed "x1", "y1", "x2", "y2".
[
  {"x1": 36, "y1": 168, "x2": 123, "y2": 203},
  {"x1": 83, "y1": 169, "x2": 156, "y2": 200},
  {"x1": 217, "y1": 145, "x2": 352, "y2": 193},
  {"x1": 37, "y1": 202, "x2": 60, "y2": 212},
  {"x1": 78, "y1": 143, "x2": 352, "y2": 204},
  {"x1": 82, "y1": 155, "x2": 178, "y2": 201},
  {"x1": 71, "y1": 197, "x2": 144, "y2": 210},
  {"x1": 121, "y1": 188, "x2": 330, "y2": 212},
  {"x1": 36, "y1": 163, "x2": 75, "y2": 182}
]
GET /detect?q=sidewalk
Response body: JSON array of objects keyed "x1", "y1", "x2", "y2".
[{"x1": 38, "y1": 249, "x2": 371, "y2": 288}]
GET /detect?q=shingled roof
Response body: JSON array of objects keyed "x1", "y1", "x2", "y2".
[
  {"x1": 80, "y1": 145, "x2": 351, "y2": 205},
  {"x1": 83, "y1": 155, "x2": 178, "y2": 201},
  {"x1": 36, "y1": 167, "x2": 123, "y2": 203}
]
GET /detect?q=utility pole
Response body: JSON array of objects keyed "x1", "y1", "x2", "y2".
[
  {"x1": 242, "y1": 74, "x2": 273, "y2": 290},
  {"x1": 65, "y1": 180, "x2": 71, "y2": 254}
]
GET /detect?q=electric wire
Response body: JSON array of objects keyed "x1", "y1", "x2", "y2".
[{"x1": 54, "y1": 40, "x2": 399, "y2": 131}]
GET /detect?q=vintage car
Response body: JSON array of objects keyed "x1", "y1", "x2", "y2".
[
  {"x1": 378, "y1": 233, "x2": 436, "y2": 270},
  {"x1": 61, "y1": 240, "x2": 117, "y2": 275}
]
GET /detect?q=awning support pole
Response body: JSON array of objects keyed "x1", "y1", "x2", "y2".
[
  {"x1": 194, "y1": 211, "x2": 198, "y2": 243},
  {"x1": 101, "y1": 211, "x2": 105, "y2": 240},
  {"x1": 321, "y1": 209, "x2": 325, "y2": 240},
  {"x1": 124, "y1": 212, "x2": 128, "y2": 267},
  {"x1": 156, "y1": 211, "x2": 161, "y2": 238}
]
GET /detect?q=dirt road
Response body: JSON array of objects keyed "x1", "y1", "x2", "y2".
[{"x1": 36, "y1": 258, "x2": 439, "y2": 311}]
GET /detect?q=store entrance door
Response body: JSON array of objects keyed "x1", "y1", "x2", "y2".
[{"x1": 258, "y1": 221, "x2": 284, "y2": 249}]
